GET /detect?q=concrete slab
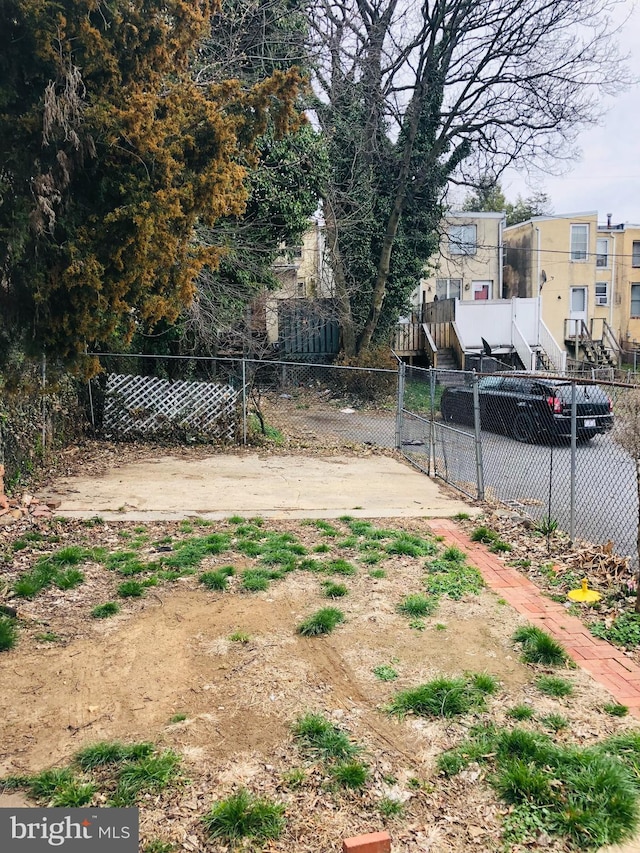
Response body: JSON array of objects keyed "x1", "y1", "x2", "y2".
[{"x1": 47, "y1": 452, "x2": 476, "y2": 521}]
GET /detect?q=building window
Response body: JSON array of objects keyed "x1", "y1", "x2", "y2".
[
  {"x1": 596, "y1": 238, "x2": 609, "y2": 268},
  {"x1": 435, "y1": 278, "x2": 462, "y2": 299},
  {"x1": 632, "y1": 284, "x2": 640, "y2": 317},
  {"x1": 297, "y1": 281, "x2": 306, "y2": 297},
  {"x1": 595, "y1": 282, "x2": 608, "y2": 306},
  {"x1": 449, "y1": 224, "x2": 477, "y2": 255},
  {"x1": 570, "y1": 224, "x2": 588, "y2": 261},
  {"x1": 633, "y1": 242, "x2": 640, "y2": 268}
]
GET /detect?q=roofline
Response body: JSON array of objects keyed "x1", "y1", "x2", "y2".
[
  {"x1": 503, "y1": 211, "x2": 600, "y2": 230},
  {"x1": 448, "y1": 210, "x2": 507, "y2": 220}
]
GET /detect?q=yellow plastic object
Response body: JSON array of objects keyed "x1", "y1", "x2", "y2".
[{"x1": 567, "y1": 578, "x2": 601, "y2": 603}]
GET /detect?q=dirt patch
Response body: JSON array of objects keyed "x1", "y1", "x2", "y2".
[{"x1": 2, "y1": 516, "x2": 639, "y2": 852}]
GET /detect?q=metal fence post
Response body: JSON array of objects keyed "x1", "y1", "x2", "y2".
[
  {"x1": 472, "y1": 372, "x2": 485, "y2": 500},
  {"x1": 429, "y1": 367, "x2": 436, "y2": 477},
  {"x1": 242, "y1": 359, "x2": 247, "y2": 446},
  {"x1": 570, "y1": 379, "x2": 577, "y2": 543},
  {"x1": 394, "y1": 361, "x2": 406, "y2": 450}
]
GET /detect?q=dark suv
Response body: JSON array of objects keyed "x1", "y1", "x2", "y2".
[{"x1": 440, "y1": 375, "x2": 613, "y2": 443}]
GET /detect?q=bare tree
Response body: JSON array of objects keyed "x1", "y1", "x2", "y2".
[
  {"x1": 308, "y1": 0, "x2": 629, "y2": 355},
  {"x1": 612, "y1": 388, "x2": 640, "y2": 613}
]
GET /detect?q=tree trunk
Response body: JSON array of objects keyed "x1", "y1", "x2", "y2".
[{"x1": 323, "y1": 198, "x2": 357, "y2": 356}]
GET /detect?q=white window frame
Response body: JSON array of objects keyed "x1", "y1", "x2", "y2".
[
  {"x1": 449, "y1": 224, "x2": 477, "y2": 256},
  {"x1": 632, "y1": 284, "x2": 640, "y2": 318},
  {"x1": 435, "y1": 278, "x2": 462, "y2": 299},
  {"x1": 570, "y1": 224, "x2": 589, "y2": 262},
  {"x1": 596, "y1": 238, "x2": 609, "y2": 268},
  {"x1": 595, "y1": 281, "x2": 608, "y2": 306}
]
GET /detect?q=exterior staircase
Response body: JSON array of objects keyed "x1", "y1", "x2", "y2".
[{"x1": 435, "y1": 347, "x2": 458, "y2": 370}]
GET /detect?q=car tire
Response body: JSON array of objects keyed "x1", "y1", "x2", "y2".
[{"x1": 513, "y1": 413, "x2": 535, "y2": 443}]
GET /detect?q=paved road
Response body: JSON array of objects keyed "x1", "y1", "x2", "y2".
[
  {"x1": 431, "y1": 422, "x2": 637, "y2": 561},
  {"x1": 272, "y1": 399, "x2": 638, "y2": 562}
]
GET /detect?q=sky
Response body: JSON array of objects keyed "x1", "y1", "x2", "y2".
[{"x1": 499, "y1": 2, "x2": 640, "y2": 225}]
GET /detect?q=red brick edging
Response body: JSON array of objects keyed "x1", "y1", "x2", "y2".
[{"x1": 429, "y1": 519, "x2": 640, "y2": 716}]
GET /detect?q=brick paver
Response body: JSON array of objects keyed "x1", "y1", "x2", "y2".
[{"x1": 429, "y1": 519, "x2": 640, "y2": 716}]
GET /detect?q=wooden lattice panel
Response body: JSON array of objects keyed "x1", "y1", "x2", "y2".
[{"x1": 103, "y1": 374, "x2": 239, "y2": 441}]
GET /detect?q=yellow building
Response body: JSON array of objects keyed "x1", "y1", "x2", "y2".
[
  {"x1": 417, "y1": 211, "x2": 505, "y2": 306},
  {"x1": 503, "y1": 212, "x2": 640, "y2": 366}
]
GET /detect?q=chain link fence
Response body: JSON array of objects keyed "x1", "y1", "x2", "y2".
[
  {"x1": 398, "y1": 365, "x2": 639, "y2": 564},
  {"x1": 86, "y1": 354, "x2": 398, "y2": 449}
]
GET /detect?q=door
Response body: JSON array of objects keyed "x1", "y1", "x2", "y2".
[
  {"x1": 569, "y1": 286, "x2": 588, "y2": 337},
  {"x1": 472, "y1": 280, "x2": 492, "y2": 300}
]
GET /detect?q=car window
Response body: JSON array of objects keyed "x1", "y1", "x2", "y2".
[
  {"x1": 500, "y1": 378, "x2": 528, "y2": 393},
  {"x1": 555, "y1": 384, "x2": 605, "y2": 402},
  {"x1": 478, "y1": 376, "x2": 503, "y2": 390},
  {"x1": 530, "y1": 383, "x2": 547, "y2": 396}
]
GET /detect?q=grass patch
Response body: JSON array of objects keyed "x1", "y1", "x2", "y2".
[
  {"x1": 330, "y1": 760, "x2": 369, "y2": 789},
  {"x1": 373, "y1": 664, "x2": 398, "y2": 682},
  {"x1": 54, "y1": 567, "x2": 85, "y2": 590},
  {"x1": 0, "y1": 614, "x2": 18, "y2": 651},
  {"x1": 297, "y1": 607, "x2": 345, "y2": 636},
  {"x1": 292, "y1": 714, "x2": 359, "y2": 760},
  {"x1": 310, "y1": 520, "x2": 340, "y2": 537},
  {"x1": 539, "y1": 713, "x2": 568, "y2": 732},
  {"x1": 229, "y1": 631, "x2": 250, "y2": 643},
  {"x1": 75, "y1": 742, "x2": 155, "y2": 770},
  {"x1": 117, "y1": 580, "x2": 145, "y2": 598},
  {"x1": 507, "y1": 704, "x2": 535, "y2": 721},
  {"x1": 535, "y1": 675, "x2": 574, "y2": 698},
  {"x1": 397, "y1": 593, "x2": 437, "y2": 618},
  {"x1": 12, "y1": 546, "x2": 93, "y2": 598},
  {"x1": 242, "y1": 568, "x2": 272, "y2": 592},
  {"x1": 105, "y1": 551, "x2": 147, "y2": 575},
  {"x1": 438, "y1": 726, "x2": 640, "y2": 850},
  {"x1": 324, "y1": 558, "x2": 357, "y2": 576},
  {"x1": 424, "y1": 560, "x2": 484, "y2": 599},
  {"x1": 386, "y1": 533, "x2": 438, "y2": 557},
  {"x1": 35, "y1": 632, "x2": 59, "y2": 642},
  {"x1": 513, "y1": 625, "x2": 569, "y2": 666},
  {"x1": 169, "y1": 714, "x2": 187, "y2": 724},
  {"x1": 322, "y1": 581, "x2": 348, "y2": 598},
  {"x1": 200, "y1": 567, "x2": 234, "y2": 591},
  {"x1": 604, "y1": 703, "x2": 629, "y2": 717},
  {"x1": 111, "y1": 750, "x2": 181, "y2": 806},
  {"x1": 202, "y1": 788, "x2": 285, "y2": 842},
  {"x1": 389, "y1": 674, "x2": 495, "y2": 718},
  {"x1": 369, "y1": 568, "x2": 386, "y2": 578},
  {"x1": 91, "y1": 602, "x2": 120, "y2": 619},
  {"x1": 470, "y1": 526, "x2": 499, "y2": 544},
  {"x1": 378, "y1": 797, "x2": 404, "y2": 818}
]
